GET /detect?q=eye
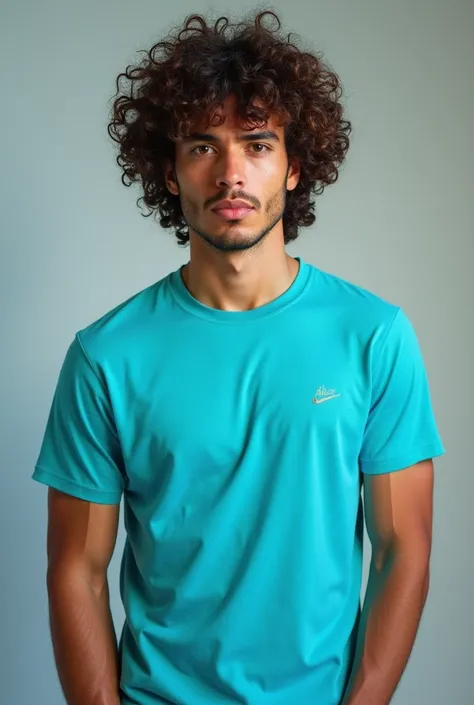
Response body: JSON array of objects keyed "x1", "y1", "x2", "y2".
[
  {"x1": 190, "y1": 145, "x2": 214, "y2": 155},
  {"x1": 249, "y1": 143, "x2": 270, "y2": 153}
]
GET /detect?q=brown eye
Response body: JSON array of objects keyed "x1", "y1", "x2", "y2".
[{"x1": 191, "y1": 145, "x2": 213, "y2": 155}]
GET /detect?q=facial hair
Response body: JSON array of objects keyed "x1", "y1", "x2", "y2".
[{"x1": 178, "y1": 173, "x2": 289, "y2": 253}]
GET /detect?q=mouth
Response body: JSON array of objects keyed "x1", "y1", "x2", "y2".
[{"x1": 211, "y1": 206, "x2": 254, "y2": 220}]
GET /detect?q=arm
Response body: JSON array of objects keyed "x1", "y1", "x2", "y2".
[
  {"x1": 46, "y1": 487, "x2": 122, "y2": 705},
  {"x1": 341, "y1": 459, "x2": 434, "y2": 705}
]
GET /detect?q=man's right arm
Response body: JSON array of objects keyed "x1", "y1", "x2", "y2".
[{"x1": 46, "y1": 487, "x2": 122, "y2": 705}]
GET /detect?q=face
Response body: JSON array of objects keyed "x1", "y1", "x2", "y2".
[{"x1": 165, "y1": 96, "x2": 300, "y2": 253}]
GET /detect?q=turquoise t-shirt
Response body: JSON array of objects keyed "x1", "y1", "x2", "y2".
[{"x1": 33, "y1": 257, "x2": 445, "y2": 705}]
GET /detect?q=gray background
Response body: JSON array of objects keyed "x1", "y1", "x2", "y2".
[{"x1": 2, "y1": 0, "x2": 472, "y2": 703}]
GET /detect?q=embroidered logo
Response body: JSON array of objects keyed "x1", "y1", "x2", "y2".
[{"x1": 312, "y1": 385, "x2": 341, "y2": 405}]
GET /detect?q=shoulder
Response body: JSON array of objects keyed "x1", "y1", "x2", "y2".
[
  {"x1": 304, "y1": 262, "x2": 422, "y2": 365},
  {"x1": 308, "y1": 263, "x2": 401, "y2": 326},
  {"x1": 74, "y1": 269, "x2": 174, "y2": 364}
]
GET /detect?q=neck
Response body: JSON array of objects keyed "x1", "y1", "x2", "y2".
[{"x1": 181, "y1": 236, "x2": 299, "y2": 312}]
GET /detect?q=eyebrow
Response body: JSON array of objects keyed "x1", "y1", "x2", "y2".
[{"x1": 181, "y1": 130, "x2": 280, "y2": 144}]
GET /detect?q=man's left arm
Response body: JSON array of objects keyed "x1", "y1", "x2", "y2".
[{"x1": 341, "y1": 458, "x2": 434, "y2": 705}]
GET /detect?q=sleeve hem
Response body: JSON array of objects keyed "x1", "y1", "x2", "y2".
[
  {"x1": 360, "y1": 441, "x2": 445, "y2": 475},
  {"x1": 32, "y1": 466, "x2": 123, "y2": 505}
]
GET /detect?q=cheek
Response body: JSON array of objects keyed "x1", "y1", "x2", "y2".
[
  {"x1": 175, "y1": 166, "x2": 203, "y2": 199},
  {"x1": 174, "y1": 156, "x2": 196, "y2": 185},
  {"x1": 179, "y1": 173, "x2": 211, "y2": 205},
  {"x1": 251, "y1": 161, "x2": 286, "y2": 188}
]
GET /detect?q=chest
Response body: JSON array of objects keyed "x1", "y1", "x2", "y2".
[{"x1": 111, "y1": 322, "x2": 371, "y2": 493}]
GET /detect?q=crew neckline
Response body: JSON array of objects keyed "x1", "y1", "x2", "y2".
[{"x1": 169, "y1": 256, "x2": 313, "y2": 324}]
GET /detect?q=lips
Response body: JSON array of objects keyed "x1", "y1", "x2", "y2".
[
  {"x1": 213, "y1": 207, "x2": 253, "y2": 219},
  {"x1": 211, "y1": 199, "x2": 254, "y2": 220},
  {"x1": 212, "y1": 199, "x2": 253, "y2": 210}
]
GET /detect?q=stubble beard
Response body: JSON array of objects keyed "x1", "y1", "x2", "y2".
[{"x1": 179, "y1": 179, "x2": 288, "y2": 253}]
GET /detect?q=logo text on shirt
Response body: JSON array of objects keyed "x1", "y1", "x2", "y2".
[{"x1": 312, "y1": 385, "x2": 341, "y2": 405}]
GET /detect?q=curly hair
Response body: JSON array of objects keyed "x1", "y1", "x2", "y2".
[{"x1": 107, "y1": 10, "x2": 352, "y2": 246}]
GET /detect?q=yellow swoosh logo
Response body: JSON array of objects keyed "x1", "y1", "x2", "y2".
[{"x1": 312, "y1": 394, "x2": 341, "y2": 404}]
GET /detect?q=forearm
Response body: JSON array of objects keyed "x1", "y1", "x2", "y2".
[
  {"x1": 47, "y1": 569, "x2": 121, "y2": 705},
  {"x1": 341, "y1": 550, "x2": 430, "y2": 705}
]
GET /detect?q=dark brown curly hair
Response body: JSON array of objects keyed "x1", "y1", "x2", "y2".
[{"x1": 107, "y1": 10, "x2": 352, "y2": 246}]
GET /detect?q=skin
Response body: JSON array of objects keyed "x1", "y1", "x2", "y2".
[
  {"x1": 47, "y1": 490, "x2": 121, "y2": 705},
  {"x1": 164, "y1": 94, "x2": 301, "y2": 313},
  {"x1": 341, "y1": 460, "x2": 434, "y2": 704}
]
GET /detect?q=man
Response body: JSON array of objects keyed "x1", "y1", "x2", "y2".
[{"x1": 33, "y1": 10, "x2": 445, "y2": 705}]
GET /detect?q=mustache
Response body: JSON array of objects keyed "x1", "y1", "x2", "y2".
[{"x1": 206, "y1": 192, "x2": 260, "y2": 210}]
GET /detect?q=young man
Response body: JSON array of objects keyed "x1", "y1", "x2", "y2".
[{"x1": 33, "y1": 11, "x2": 445, "y2": 705}]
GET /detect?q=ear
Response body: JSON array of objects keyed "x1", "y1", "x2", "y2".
[
  {"x1": 286, "y1": 157, "x2": 301, "y2": 192},
  {"x1": 164, "y1": 161, "x2": 179, "y2": 196}
]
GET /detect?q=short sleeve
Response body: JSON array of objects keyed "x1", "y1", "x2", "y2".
[
  {"x1": 359, "y1": 308, "x2": 445, "y2": 474},
  {"x1": 32, "y1": 334, "x2": 126, "y2": 504}
]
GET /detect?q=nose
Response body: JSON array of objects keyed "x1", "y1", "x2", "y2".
[{"x1": 215, "y1": 150, "x2": 246, "y2": 191}]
